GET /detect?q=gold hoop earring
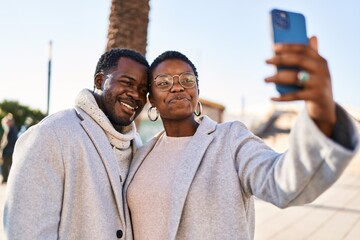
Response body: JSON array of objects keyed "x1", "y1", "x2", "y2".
[
  {"x1": 194, "y1": 101, "x2": 202, "y2": 117},
  {"x1": 147, "y1": 106, "x2": 159, "y2": 121}
]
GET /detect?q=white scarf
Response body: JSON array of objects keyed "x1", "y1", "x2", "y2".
[{"x1": 75, "y1": 89, "x2": 135, "y2": 180}]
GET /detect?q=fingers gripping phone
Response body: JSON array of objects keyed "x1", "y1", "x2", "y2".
[{"x1": 270, "y1": 9, "x2": 309, "y2": 94}]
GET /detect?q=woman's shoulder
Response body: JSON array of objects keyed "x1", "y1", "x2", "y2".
[
  {"x1": 197, "y1": 116, "x2": 253, "y2": 142},
  {"x1": 200, "y1": 115, "x2": 249, "y2": 131}
]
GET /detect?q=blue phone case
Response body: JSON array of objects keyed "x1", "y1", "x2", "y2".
[{"x1": 270, "y1": 9, "x2": 309, "y2": 94}]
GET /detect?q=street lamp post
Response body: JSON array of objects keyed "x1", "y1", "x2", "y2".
[{"x1": 47, "y1": 41, "x2": 52, "y2": 116}]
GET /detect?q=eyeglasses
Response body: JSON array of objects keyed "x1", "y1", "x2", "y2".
[{"x1": 152, "y1": 72, "x2": 197, "y2": 92}]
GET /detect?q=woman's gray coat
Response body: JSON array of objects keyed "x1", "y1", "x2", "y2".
[{"x1": 124, "y1": 105, "x2": 359, "y2": 240}]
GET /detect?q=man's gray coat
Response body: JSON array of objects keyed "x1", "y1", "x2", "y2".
[{"x1": 3, "y1": 107, "x2": 141, "y2": 239}]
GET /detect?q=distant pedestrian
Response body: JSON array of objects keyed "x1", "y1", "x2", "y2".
[
  {"x1": 0, "y1": 113, "x2": 18, "y2": 184},
  {"x1": 17, "y1": 116, "x2": 33, "y2": 137}
]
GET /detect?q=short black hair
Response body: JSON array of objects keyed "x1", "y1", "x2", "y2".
[
  {"x1": 94, "y1": 48, "x2": 149, "y2": 77},
  {"x1": 149, "y1": 50, "x2": 199, "y2": 84}
]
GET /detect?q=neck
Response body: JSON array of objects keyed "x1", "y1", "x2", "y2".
[
  {"x1": 113, "y1": 124, "x2": 125, "y2": 133},
  {"x1": 93, "y1": 92, "x2": 105, "y2": 114},
  {"x1": 162, "y1": 117, "x2": 199, "y2": 137}
]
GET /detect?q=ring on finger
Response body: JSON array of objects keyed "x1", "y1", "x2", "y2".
[{"x1": 297, "y1": 70, "x2": 310, "y2": 86}]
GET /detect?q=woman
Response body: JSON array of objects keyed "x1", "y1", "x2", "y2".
[{"x1": 124, "y1": 37, "x2": 359, "y2": 239}]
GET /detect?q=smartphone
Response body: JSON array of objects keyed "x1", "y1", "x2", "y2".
[{"x1": 270, "y1": 9, "x2": 309, "y2": 94}]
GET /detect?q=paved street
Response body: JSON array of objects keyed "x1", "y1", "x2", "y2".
[{"x1": 254, "y1": 151, "x2": 360, "y2": 240}]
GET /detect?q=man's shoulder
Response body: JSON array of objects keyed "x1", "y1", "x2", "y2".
[{"x1": 29, "y1": 108, "x2": 82, "y2": 133}]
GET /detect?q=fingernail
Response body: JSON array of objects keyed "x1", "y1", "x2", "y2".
[
  {"x1": 264, "y1": 76, "x2": 275, "y2": 82},
  {"x1": 274, "y1": 44, "x2": 283, "y2": 50}
]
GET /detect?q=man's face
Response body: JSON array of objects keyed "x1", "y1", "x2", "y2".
[{"x1": 100, "y1": 57, "x2": 148, "y2": 129}]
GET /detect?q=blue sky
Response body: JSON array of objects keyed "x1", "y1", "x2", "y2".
[{"x1": 1, "y1": 0, "x2": 359, "y2": 115}]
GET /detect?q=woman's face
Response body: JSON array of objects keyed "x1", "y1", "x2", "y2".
[{"x1": 149, "y1": 59, "x2": 199, "y2": 121}]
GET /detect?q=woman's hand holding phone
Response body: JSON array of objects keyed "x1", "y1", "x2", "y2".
[{"x1": 266, "y1": 10, "x2": 336, "y2": 136}]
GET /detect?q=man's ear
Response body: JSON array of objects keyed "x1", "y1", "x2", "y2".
[{"x1": 94, "y1": 73, "x2": 104, "y2": 90}]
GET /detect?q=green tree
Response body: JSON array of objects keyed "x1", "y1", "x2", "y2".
[{"x1": 0, "y1": 100, "x2": 46, "y2": 137}]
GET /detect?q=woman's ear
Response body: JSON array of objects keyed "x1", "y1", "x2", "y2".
[
  {"x1": 148, "y1": 94, "x2": 154, "y2": 105},
  {"x1": 94, "y1": 73, "x2": 104, "y2": 90}
]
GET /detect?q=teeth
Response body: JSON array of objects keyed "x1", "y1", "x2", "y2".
[
  {"x1": 120, "y1": 102, "x2": 136, "y2": 111},
  {"x1": 176, "y1": 95, "x2": 186, "y2": 100}
]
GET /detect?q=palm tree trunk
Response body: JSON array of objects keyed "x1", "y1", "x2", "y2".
[{"x1": 106, "y1": 0, "x2": 150, "y2": 56}]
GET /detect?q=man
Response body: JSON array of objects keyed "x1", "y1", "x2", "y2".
[
  {"x1": 3, "y1": 48, "x2": 149, "y2": 239},
  {"x1": 0, "y1": 113, "x2": 18, "y2": 184}
]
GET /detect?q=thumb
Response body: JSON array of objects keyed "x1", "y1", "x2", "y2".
[{"x1": 309, "y1": 36, "x2": 318, "y2": 52}]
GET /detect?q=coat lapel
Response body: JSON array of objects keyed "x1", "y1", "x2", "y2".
[
  {"x1": 168, "y1": 116, "x2": 216, "y2": 238},
  {"x1": 123, "y1": 116, "x2": 217, "y2": 239},
  {"x1": 124, "y1": 132, "x2": 162, "y2": 190},
  {"x1": 123, "y1": 133, "x2": 162, "y2": 239},
  {"x1": 75, "y1": 108, "x2": 127, "y2": 226}
]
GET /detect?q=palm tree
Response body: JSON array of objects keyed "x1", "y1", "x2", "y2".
[{"x1": 106, "y1": 0, "x2": 150, "y2": 56}]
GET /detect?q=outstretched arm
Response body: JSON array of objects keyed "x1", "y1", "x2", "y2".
[{"x1": 265, "y1": 36, "x2": 336, "y2": 137}]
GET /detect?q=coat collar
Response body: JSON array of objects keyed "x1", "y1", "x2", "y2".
[
  {"x1": 124, "y1": 116, "x2": 217, "y2": 238},
  {"x1": 74, "y1": 107, "x2": 128, "y2": 227}
]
